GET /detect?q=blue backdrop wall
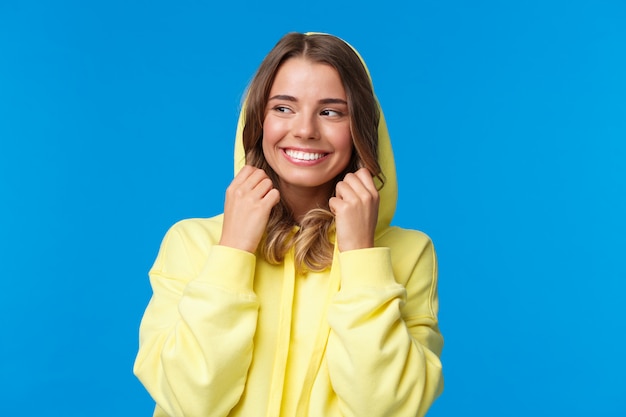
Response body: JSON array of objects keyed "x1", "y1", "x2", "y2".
[{"x1": 1, "y1": 1, "x2": 624, "y2": 416}]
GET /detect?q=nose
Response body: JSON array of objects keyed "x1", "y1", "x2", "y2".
[{"x1": 292, "y1": 112, "x2": 319, "y2": 140}]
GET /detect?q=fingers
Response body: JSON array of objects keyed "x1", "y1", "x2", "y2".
[
  {"x1": 331, "y1": 168, "x2": 379, "y2": 252},
  {"x1": 233, "y1": 166, "x2": 271, "y2": 189},
  {"x1": 335, "y1": 168, "x2": 378, "y2": 204},
  {"x1": 229, "y1": 166, "x2": 277, "y2": 202},
  {"x1": 354, "y1": 167, "x2": 378, "y2": 195},
  {"x1": 263, "y1": 187, "x2": 281, "y2": 207},
  {"x1": 220, "y1": 166, "x2": 280, "y2": 253},
  {"x1": 328, "y1": 195, "x2": 339, "y2": 214},
  {"x1": 230, "y1": 165, "x2": 257, "y2": 185},
  {"x1": 250, "y1": 175, "x2": 275, "y2": 201}
]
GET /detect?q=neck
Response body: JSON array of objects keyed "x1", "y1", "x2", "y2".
[{"x1": 279, "y1": 182, "x2": 333, "y2": 223}]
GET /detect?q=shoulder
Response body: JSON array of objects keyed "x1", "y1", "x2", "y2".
[
  {"x1": 166, "y1": 215, "x2": 224, "y2": 242},
  {"x1": 378, "y1": 227, "x2": 440, "y2": 319},
  {"x1": 376, "y1": 226, "x2": 437, "y2": 289},
  {"x1": 151, "y1": 215, "x2": 224, "y2": 276},
  {"x1": 376, "y1": 226, "x2": 435, "y2": 256}
]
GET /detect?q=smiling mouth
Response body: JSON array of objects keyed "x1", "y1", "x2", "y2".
[{"x1": 284, "y1": 149, "x2": 328, "y2": 161}]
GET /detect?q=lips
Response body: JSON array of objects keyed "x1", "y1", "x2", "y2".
[{"x1": 283, "y1": 149, "x2": 328, "y2": 161}]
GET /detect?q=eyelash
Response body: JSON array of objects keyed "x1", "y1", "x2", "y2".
[
  {"x1": 321, "y1": 109, "x2": 343, "y2": 117},
  {"x1": 271, "y1": 106, "x2": 344, "y2": 117}
]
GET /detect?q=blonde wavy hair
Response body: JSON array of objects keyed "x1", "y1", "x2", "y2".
[{"x1": 243, "y1": 32, "x2": 384, "y2": 272}]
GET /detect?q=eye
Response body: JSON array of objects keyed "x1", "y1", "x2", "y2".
[
  {"x1": 320, "y1": 109, "x2": 343, "y2": 117},
  {"x1": 273, "y1": 106, "x2": 293, "y2": 114}
]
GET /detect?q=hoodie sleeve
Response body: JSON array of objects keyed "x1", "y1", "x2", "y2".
[
  {"x1": 133, "y1": 221, "x2": 259, "y2": 417},
  {"x1": 326, "y1": 233, "x2": 443, "y2": 417}
]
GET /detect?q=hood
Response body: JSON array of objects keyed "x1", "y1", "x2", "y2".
[{"x1": 233, "y1": 33, "x2": 397, "y2": 237}]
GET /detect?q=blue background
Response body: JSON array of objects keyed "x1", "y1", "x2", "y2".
[{"x1": 1, "y1": 0, "x2": 625, "y2": 415}]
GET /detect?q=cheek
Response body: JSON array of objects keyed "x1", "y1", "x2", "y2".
[
  {"x1": 261, "y1": 136, "x2": 274, "y2": 168},
  {"x1": 335, "y1": 128, "x2": 354, "y2": 158},
  {"x1": 341, "y1": 133, "x2": 353, "y2": 152},
  {"x1": 261, "y1": 120, "x2": 281, "y2": 168},
  {"x1": 261, "y1": 117, "x2": 283, "y2": 148}
]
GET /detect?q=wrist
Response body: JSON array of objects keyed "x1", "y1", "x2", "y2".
[
  {"x1": 218, "y1": 236, "x2": 258, "y2": 254},
  {"x1": 338, "y1": 238, "x2": 374, "y2": 252}
]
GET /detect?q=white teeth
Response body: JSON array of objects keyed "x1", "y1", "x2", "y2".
[{"x1": 285, "y1": 149, "x2": 326, "y2": 161}]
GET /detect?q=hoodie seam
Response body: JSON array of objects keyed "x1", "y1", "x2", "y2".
[{"x1": 427, "y1": 243, "x2": 438, "y2": 317}]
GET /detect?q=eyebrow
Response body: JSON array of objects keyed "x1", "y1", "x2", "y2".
[{"x1": 268, "y1": 95, "x2": 348, "y2": 105}]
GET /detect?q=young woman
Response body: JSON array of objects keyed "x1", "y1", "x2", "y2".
[{"x1": 134, "y1": 32, "x2": 444, "y2": 417}]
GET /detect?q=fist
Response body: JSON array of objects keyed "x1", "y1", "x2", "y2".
[
  {"x1": 219, "y1": 166, "x2": 280, "y2": 253},
  {"x1": 329, "y1": 168, "x2": 379, "y2": 252}
]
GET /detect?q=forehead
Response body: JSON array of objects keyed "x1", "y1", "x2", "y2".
[{"x1": 269, "y1": 57, "x2": 346, "y2": 99}]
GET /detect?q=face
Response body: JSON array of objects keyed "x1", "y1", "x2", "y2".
[{"x1": 262, "y1": 57, "x2": 353, "y2": 197}]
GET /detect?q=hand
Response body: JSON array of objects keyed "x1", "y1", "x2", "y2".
[
  {"x1": 329, "y1": 168, "x2": 379, "y2": 252},
  {"x1": 219, "y1": 166, "x2": 280, "y2": 253}
]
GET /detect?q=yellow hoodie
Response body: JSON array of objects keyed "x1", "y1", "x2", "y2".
[{"x1": 134, "y1": 35, "x2": 443, "y2": 417}]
